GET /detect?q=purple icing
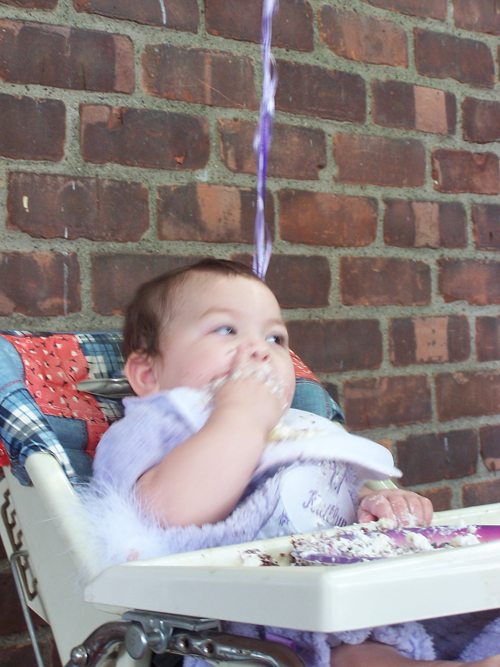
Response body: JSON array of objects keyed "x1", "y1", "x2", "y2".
[
  {"x1": 291, "y1": 525, "x2": 500, "y2": 566},
  {"x1": 386, "y1": 525, "x2": 500, "y2": 547}
]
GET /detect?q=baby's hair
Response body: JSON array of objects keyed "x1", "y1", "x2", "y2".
[{"x1": 123, "y1": 258, "x2": 263, "y2": 360}]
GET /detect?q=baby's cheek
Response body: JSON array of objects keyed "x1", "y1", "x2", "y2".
[{"x1": 283, "y1": 380, "x2": 296, "y2": 412}]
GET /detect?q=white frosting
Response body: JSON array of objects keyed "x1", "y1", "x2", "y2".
[{"x1": 450, "y1": 533, "x2": 480, "y2": 547}]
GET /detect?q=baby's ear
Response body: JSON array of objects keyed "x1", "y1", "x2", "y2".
[{"x1": 124, "y1": 352, "x2": 160, "y2": 397}]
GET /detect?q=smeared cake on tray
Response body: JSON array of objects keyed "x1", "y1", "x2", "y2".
[{"x1": 239, "y1": 520, "x2": 500, "y2": 567}]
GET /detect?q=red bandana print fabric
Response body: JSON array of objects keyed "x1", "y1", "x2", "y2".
[
  {"x1": 3, "y1": 334, "x2": 109, "y2": 458},
  {"x1": 290, "y1": 349, "x2": 319, "y2": 382}
]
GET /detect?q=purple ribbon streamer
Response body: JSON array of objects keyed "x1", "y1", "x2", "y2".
[{"x1": 253, "y1": 0, "x2": 279, "y2": 280}]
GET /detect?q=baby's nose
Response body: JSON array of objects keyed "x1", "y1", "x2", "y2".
[{"x1": 244, "y1": 340, "x2": 270, "y2": 361}]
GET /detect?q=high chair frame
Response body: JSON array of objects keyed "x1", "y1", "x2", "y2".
[
  {"x1": 1, "y1": 452, "x2": 309, "y2": 667},
  {"x1": 3, "y1": 330, "x2": 500, "y2": 667},
  {"x1": 6, "y1": 450, "x2": 500, "y2": 667}
]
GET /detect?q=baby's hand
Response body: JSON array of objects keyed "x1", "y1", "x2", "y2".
[
  {"x1": 214, "y1": 345, "x2": 287, "y2": 434},
  {"x1": 357, "y1": 488, "x2": 433, "y2": 527}
]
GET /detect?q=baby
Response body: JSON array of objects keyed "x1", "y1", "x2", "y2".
[{"x1": 91, "y1": 259, "x2": 500, "y2": 667}]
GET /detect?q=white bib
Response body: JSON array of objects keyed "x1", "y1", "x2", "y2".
[{"x1": 280, "y1": 462, "x2": 356, "y2": 533}]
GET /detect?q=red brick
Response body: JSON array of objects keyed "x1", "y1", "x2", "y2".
[
  {"x1": 0, "y1": 643, "x2": 41, "y2": 666},
  {"x1": 286, "y1": 319, "x2": 382, "y2": 372},
  {"x1": 158, "y1": 183, "x2": 273, "y2": 244},
  {"x1": 397, "y1": 430, "x2": 477, "y2": 486},
  {"x1": 92, "y1": 254, "x2": 201, "y2": 315},
  {"x1": 384, "y1": 200, "x2": 466, "y2": 249},
  {"x1": 436, "y1": 370, "x2": 500, "y2": 421},
  {"x1": 472, "y1": 204, "x2": 500, "y2": 251},
  {"x1": 0, "y1": 20, "x2": 134, "y2": 93},
  {"x1": 0, "y1": 571, "x2": 46, "y2": 636},
  {"x1": 334, "y1": 134, "x2": 425, "y2": 188},
  {"x1": 74, "y1": 0, "x2": 199, "y2": 32},
  {"x1": 206, "y1": 0, "x2": 314, "y2": 52},
  {"x1": 439, "y1": 259, "x2": 500, "y2": 306},
  {"x1": 1, "y1": 0, "x2": 56, "y2": 5},
  {"x1": 0, "y1": 252, "x2": 80, "y2": 317},
  {"x1": 476, "y1": 317, "x2": 500, "y2": 362},
  {"x1": 275, "y1": 61, "x2": 365, "y2": 122},
  {"x1": 0, "y1": 93, "x2": 65, "y2": 162},
  {"x1": 414, "y1": 29, "x2": 494, "y2": 88},
  {"x1": 279, "y1": 190, "x2": 377, "y2": 247},
  {"x1": 233, "y1": 254, "x2": 331, "y2": 309},
  {"x1": 340, "y1": 257, "x2": 431, "y2": 307},
  {"x1": 454, "y1": 0, "x2": 500, "y2": 35},
  {"x1": 372, "y1": 80, "x2": 455, "y2": 135},
  {"x1": 319, "y1": 6, "x2": 408, "y2": 67},
  {"x1": 417, "y1": 487, "x2": 452, "y2": 512},
  {"x1": 463, "y1": 97, "x2": 500, "y2": 144},
  {"x1": 218, "y1": 118, "x2": 325, "y2": 180},
  {"x1": 344, "y1": 375, "x2": 431, "y2": 430},
  {"x1": 389, "y1": 316, "x2": 470, "y2": 366},
  {"x1": 7, "y1": 172, "x2": 149, "y2": 242},
  {"x1": 373, "y1": 79, "x2": 413, "y2": 127},
  {"x1": 463, "y1": 479, "x2": 500, "y2": 507},
  {"x1": 432, "y1": 149, "x2": 499, "y2": 195},
  {"x1": 480, "y1": 425, "x2": 500, "y2": 472},
  {"x1": 360, "y1": 0, "x2": 446, "y2": 20},
  {"x1": 141, "y1": 44, "x2": 258, "y2": 110},
  {"x1": 80, "y1": 105, "x2": 209, "y2": 171}
]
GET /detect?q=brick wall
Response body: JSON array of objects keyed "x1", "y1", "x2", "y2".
[{"x1": 2, "y1": 0, "x2": 500, "y2": 661}]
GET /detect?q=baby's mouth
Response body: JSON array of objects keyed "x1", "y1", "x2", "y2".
[{"x1": 209, "y1": 363, "x2": 288, "y2": 408}]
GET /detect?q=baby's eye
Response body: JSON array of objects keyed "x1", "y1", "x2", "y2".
[
  {"x1": 215, "y1": 325, "x2": 235, "y2": 335},
  {"x1": 267, "y1": 334, "x2": 286, "y2": 346}
]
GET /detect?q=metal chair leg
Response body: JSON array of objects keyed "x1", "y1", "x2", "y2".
[
  {"x1": 65, "y1": 612, "x2": 306, "y2": 667},
  {"x1": 10, "y1": 550, "x2": 46, "y2": 667},
  {"x1": 66, "y1": 621, "x2": 131, "y2": 667}
]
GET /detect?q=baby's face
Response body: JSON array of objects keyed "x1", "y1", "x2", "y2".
[{"x1": 151, "y1": 274, "x2": 296, "y2": 407}]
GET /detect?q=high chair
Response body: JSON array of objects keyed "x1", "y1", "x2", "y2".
[{"x1": 2, "y1": 330, "x2": 500, "y2": 667}]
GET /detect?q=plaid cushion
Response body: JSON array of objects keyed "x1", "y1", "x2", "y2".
[
  {"x1": 0, "y1": 331, "x2": 343, "y2": 487},
  {"x1": 0, "y1": 331, "x2": 125, "y2": 485},
  {"x1": 0, "y1": 387, "x2": 75, "y2": 486},
  {"x1": 76, "y1": 331, "x2": 124, "y2": 379}
]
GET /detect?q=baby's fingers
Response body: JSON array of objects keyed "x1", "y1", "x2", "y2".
[
  {"x1": 423, "y1": 496, "x2": 433, "y2": 525},
  {"x1": 357, "y1": 494, "x2": 396, "y2": 524},
  {"x1": 387, "y1": 492, "x2": 433, "y2": 526},
  {"x1": 357, "y1": 491, "x2": 433, "y2": 526},
  {"x1": 410, "y1": 495, "x2": 433, "y2": 526},
  {"x1": 390, "y1": 493, "x2": 423, "y2": 526}
]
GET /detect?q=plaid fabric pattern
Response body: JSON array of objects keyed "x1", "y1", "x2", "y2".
[
  {"x1": 291, "y1": 378, "x2": 344, "y2": 423},
  {"x1": 76, "y1": 332, "x2": 124, "y2": 378},
  {"x1": 75, "y1": 332, "x2": 124, "y2": 422},
  {"x1": 0, "y1": 331, "x2": 125, "y2": 486},
  {"x1": 2, "y1": 332, "x2": 124, "y2": 457},
  {"x1": 0, "y1": 386, "x2": 79, "y2": 486}
]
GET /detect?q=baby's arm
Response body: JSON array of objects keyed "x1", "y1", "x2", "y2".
[
  {"x1": 135, "y1": 352, "x2": 285, "y2": 528},
  {"x1": 357, "y1": 487, "x2": 433, "y2": 526}
]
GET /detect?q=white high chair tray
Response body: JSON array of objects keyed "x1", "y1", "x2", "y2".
[{"x1": 85, "y1": 504, "x2": 500, "y2": 633}]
